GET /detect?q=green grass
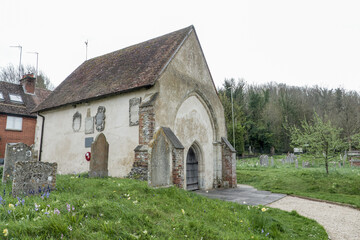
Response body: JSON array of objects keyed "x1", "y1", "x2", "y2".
[
  {"x1": 0, "y1": 174, "x2": 327, "y2": 239},
  {"x1": 237, "y1": 155, "x2": 360, "y2": 208}
]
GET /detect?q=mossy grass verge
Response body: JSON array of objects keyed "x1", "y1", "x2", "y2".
[
  {"x1": 0, "y1": 174, "x2": 327, "y2": 239},
  {"x1": 237, "y1": 155, "x2": 360, "y2": 208}
]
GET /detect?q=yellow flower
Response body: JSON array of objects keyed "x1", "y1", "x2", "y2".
[
  {"x1": 261, "y1": 207, "x2": 268, "y2": 212},
  {"x1": 181, "y1": 209, "x2": 185, "y2": 215},
  {"x1": 8, "y1": 204, "x2": 14, "y2": 209},
  {"x1": 3, "y1": 228, "x2": 8, "y2": 236}
]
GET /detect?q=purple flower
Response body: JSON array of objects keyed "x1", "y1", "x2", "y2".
[
  {"x1": 72, "y1": 206, "x2": 75, "y2": 211},
  {"x1": 44, "y1": 212, "x2": 49, "y2": 215},
  {"x1": 46, "y1": 192, "x2": 50, "y2": 198},
  {"x1": 7, "y1": 210, "x2": 11, "y2": 214},
  {"x1": 54, "y1": 208, "x2": 60, "y2": 215},
  {"x1": 21, "y1": 199, "x2": 25, "y2": 205},
  {"x1": 66, "y1": 203, "x2": 71, "y2": 212}
]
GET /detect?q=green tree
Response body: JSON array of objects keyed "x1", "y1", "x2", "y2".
[{"x1": 289, "y1": 113, "x2": 345, "y2": 174}]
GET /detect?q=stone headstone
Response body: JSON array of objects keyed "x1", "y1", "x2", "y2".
[
  {"x1": 271, "y1": 157, "x2": 274, "y2": 166},
  {"x1": 95, "y1": 106, "x2": 106, "y2": 132},
  {"x1": 150, "y1": 132, "x2": 171, "y2": 187},
  {"x1": 259, "y1": 155, "x2": 269, "y2": 166},
  {"x1": 12, "y1": 161, "x2": 57, "y2": 197},
  {"x1": 89, "y1": 133, "x2": 109, "y2": 177},
  {"x1": 295, "y1": 159, "x2": 298, "y2": 168},
  {"x1": 2, "y1": 143, "x2": 33, "y2": 183},
  {"x1": 302, "y1": 161, "x2": 310, "y2": 168}
]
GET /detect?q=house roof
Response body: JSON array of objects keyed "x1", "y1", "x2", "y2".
[
  {"x1": 0, "y1": 81, "x2": 51, "y2": 117},
  {"x1": 34, "y1": 26, "x2": 194, "y2": 112}
]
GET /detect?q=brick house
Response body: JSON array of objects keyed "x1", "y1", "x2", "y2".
[
  {"x1": 33, "y1": 26, "x2": 236, "y2": 190},
  {"x1": 0, "y1": 74, "x2": 51, "y2": 162}
]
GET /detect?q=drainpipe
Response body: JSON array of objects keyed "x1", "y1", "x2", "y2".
[{"x1": 38, "y1": 112, "x2": 45, "y2": 161}]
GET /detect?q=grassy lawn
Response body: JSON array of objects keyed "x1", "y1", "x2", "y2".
[
  {"x1": 237, "y1": 155, "x2": 360, "y2": 208},
  {"x1": 0, "y1": 174, "x2": 328, "y2": 239}
]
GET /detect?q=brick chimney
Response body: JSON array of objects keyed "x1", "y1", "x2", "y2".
[{"x1": 20, "y1": 73, "x2": 36, "y2": 94}]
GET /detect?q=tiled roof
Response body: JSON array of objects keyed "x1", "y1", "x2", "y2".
[
  {"x1": 0, "y1": 81, "x2": 51, "y2": 117},
  {"x1": 34, "y1": 26, "x2": 194, "y2": 112}
]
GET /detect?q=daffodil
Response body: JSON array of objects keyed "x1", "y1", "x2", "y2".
[
  {"x1": 181, "y1": 209, "x2": 185, "y2": 215},
  {"x1": 3, "y1": 228, "x2": 8, "y2": 236},
  {"x1": 261, "y1": 207, "x2": 268, "y2": 212},
  {"x1": 8, "y1": 204, "x2": 14, "y2": 209}
]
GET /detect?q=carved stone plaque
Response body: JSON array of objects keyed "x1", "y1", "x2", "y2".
[
  {"x1": 85, "y1": 117, "x2": 94, "y2": 134},
  {"x1": 72, "y1": 111, "x2": 82, "y2": 132},
  {"x1": 129, "y1": 97, "x2": 140, "y2": 126},
  {"x1": 95, "y1": 106, "x2": 106, "y2": 132}
]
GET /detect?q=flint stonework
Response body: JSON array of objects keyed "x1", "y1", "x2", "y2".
[
  {"x1": 12, "y1": 161, "x2": 57, "y2": 197},
  {"x1": 2, "y1": 143, "x2": 33, "y2": 183},
  {"x1": 89, "y1": 133, "x2": 109, "y2": 177}
]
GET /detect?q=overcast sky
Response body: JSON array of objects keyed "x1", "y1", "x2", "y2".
[{"x1": 1, "y1": 0, "x2": 360, "y2": 91}]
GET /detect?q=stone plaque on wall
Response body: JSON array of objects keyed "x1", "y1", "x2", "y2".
[
  {"x1": 72, "y1": 111, "x2": 82, "y2": 132},
  {"x1": 12, "y1": 161, "x2": 57, "y2": 197},
  {"x1": 85, "y1": 108, "x2": 94, "y2": 134},
  {"x1": 129, "y1": 97, "x2": 140, "y2": 126},
  {"x1": 95, "y1": 106, "x2": 106, "y2": 132},
  {"x1": 85, "y1": 117, "x2": 94, "y2": 134},
  {"x1": 2, "y1": 143, "x2": 33, "y2": 183},
  {"x1": 85, "y1": 137, "x2": 94, "y2": 148}
]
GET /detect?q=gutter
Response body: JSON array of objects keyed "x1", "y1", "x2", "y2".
[{"x1": 37, "y1": 112, "x2": 45, "y2": 161}]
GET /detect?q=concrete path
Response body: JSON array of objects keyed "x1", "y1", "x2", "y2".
[
  {"x1": 196, "y1": 184, "x2": 286, "y2": 205},
  {"x1": 269, "y1": 196, "x2": 360, "y2": 240}
]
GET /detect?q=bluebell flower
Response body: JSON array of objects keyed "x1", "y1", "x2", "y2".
[{"x1": 7, "y1": 210, "x2": 11, "y2": 214}]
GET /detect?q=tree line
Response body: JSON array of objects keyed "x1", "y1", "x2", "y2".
[
  {"x1": 218, "y1": 78, "x2": 360, "y2": 156},
  {"x1": 0, "y1": 63, "x2": 54, "y2": 90}
]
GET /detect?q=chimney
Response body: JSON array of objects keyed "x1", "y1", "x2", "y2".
[{"x1": 20, "y1": 73, "x2": 36, "y2": 94}]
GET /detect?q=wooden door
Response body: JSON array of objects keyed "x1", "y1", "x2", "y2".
[{"x1": 186, "y1": 148, "x2": 199, "y2": 190}]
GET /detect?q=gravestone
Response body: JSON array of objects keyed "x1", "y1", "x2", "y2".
[
  {"x1": 150, "y1": 131, "x2": 171, "y2": 187},
  {"x1": 286, "y1": 153, "x2": 297, "y2": 164},
  {"x1": 259, "y1": 155, "x2": 269, "y2": 166},
  {"x1": 295, "y1": 159, "x2": 298, "y2": 168},
  {"x1": 12, "y1": 161, "x2": 57, "y2": 197},
  {"x1": 302, "y1": 161, "x2": 310, "y2": 168},
  {"x1": 85, "y1": 108, "x2": 94, "y2": 134},
  {"x1": 89, "y1": 133, "x2": 109, "y2": 177},
  {"x1": 271, "y1": 157, "x2": 274, "y2": 166},
  {"x1": 2, "y1": 143, "x2": 33, "y2": 183}
]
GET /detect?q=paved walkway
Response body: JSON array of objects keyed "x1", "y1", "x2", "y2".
[
  {"x1": 196, "y1": 184, "x2": 286, "y2": 205},
  {"x1": 197, "y1": 184, "x2": 360, "y2": 240}
]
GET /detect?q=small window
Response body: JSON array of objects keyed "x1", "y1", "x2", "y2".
[
  {"x1": 6, "y1": 116, "x2": 23, "y2": 131},
  {"x1": 9, "y1": 94, "x2": 23, "y2": 103},
  {"x1": 0, "y1": 92, "x2": 3, "y2": 100}
]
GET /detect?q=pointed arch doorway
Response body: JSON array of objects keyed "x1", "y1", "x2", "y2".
[{"x1": 186, "y1": 146, "x2": 199, "y2": 190}]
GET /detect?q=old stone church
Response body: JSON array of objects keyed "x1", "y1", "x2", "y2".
[{"x1": 33, "y1": 26, "x2": 236, "y2": 190}]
